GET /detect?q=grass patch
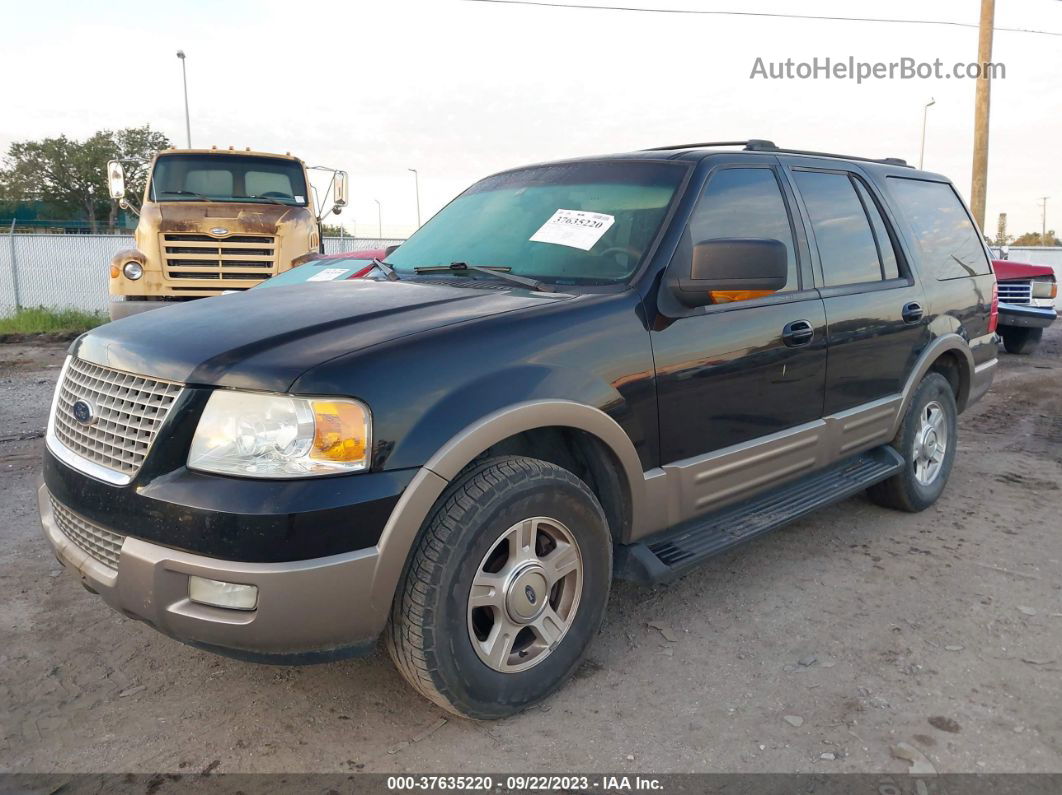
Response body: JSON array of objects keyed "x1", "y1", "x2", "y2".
[{"x1": 0, "y1": 306, "x2": 108, "y2": 335}]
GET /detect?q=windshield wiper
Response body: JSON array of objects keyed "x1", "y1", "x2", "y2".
[
  {"x1": 413, "y1": 262, "x2": 554, "y2": 293},
  {"x1": 372, "y1": 258, "x2": 400, "y2": 281},
  {"x1": 233, "y1": 194, "x2": 290, "y2": 206},
  {"x1": 158, "y1": 190, "x2": 213, "y2": 202}
]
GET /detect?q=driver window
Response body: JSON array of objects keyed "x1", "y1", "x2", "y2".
[{"x1": 689, "y1": 168, "x2": 799, "y2": 294}]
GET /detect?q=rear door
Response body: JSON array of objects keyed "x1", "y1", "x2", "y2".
[{"x1": 784, "y1": 161, "x2": 929, "y2": 414}]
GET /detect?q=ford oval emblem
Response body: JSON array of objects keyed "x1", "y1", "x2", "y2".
[
  {"x1": 525, "y1": 584, "x2": 537, "y2": 605},
  {"x1": 72, "y1": 399, "x2": 96, "y2": 426},
  {"x1": 209, "y1": 227, "x2": 229, "y2": 236}
]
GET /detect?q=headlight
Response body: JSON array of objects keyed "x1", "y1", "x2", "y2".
[
  {"x1": 188, "y1": 390, "x2": 371, "y2": 478},
  {"x1": 123, "y1": 261, "x2": 144, "y2": 280},
  {"x1": 1032, "y1": 280, "x2": 1057, "y2": 300}
]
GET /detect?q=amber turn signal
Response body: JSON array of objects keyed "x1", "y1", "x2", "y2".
[{"x1": 310, "y1": 400, "x2": 369, "y2": 463}]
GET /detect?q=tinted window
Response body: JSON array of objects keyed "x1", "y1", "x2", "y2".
[
  {"x1": 689, "y1": 168, "x2": 798, "y2": 291},
  {"x1": 887, "y1": 177, "x2": 991, "y2": 279},
  {"x1": 794, "y1": 171, "x2": 882, "y2": 287},
  {"x1": 853, "y1": 180, "x2": 900, "y2": 280}
]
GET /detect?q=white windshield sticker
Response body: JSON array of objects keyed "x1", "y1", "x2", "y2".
[
  {"x1": 295, "y1": 195, "x2": 305, "y2": 203},
  {"x1": 306, "y1": 267, "x2": 351, "y2": 282},
  {"x1": 529, "y1": 209, "x2": 615, "y2": 251}
]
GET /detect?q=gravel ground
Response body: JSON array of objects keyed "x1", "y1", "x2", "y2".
[{"x1": 1, "y1": 330, "x2": 1060, "y2": 774}]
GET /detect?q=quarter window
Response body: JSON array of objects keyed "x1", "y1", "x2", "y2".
[
  {"x1": 794, "y1": 171, "x2": 885, "y2": 287},
  {"x1": 887, "y1": 177, "x2": 991, "y2": 279},
  {"x1": 689, "y1": 168, "x2": 798, "y2": 292}
]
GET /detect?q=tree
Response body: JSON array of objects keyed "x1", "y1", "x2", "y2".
[
  {"x1": 0, "y1": 126, "x2": 171, "y2": 232},
  {"x1": 322, "y1": 223, "x2": 354, "y2": 237},
  {"x1": 1011, "y1": 230, "x2": 1061, "y2": 246}
]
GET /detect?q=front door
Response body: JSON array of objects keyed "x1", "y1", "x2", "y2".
[{"x1": 651, "y1": 162, "x2": 828, "y2": 515}]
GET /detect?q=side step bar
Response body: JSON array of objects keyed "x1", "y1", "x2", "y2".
[{"x1": 615, "y1": 445, "x2": 905, "y2": 584}]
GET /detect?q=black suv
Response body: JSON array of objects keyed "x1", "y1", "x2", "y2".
[{"x1": 39, "y1": 140, "x2": 998, "y2": 719}]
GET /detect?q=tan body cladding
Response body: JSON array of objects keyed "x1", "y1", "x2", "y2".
[{"x1": 108, "y1": 149, "x2": 345, "y2": 320}]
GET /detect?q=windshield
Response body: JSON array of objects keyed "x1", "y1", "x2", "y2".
[
  {"x1": 387, "y1": 161, "x2": 687, "y2": 284},
  {"x1": 150, "y1": 154, "x2": 308, "y2": 206}
]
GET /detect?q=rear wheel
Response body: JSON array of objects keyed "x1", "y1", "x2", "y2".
[
  {"x1": 1000, "y1": 326, "x2": 1043, "y2": 355},
  {"x1": 386, "y1": 456, "x2": 612, "y2": 719},
  {"x1": 867, "y1": 373, "x2": 957, "y2": 513}
]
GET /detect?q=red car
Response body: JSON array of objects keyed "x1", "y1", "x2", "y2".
[{"x1": 991, "y1": 259, "x2": 1058, "y2": 354}]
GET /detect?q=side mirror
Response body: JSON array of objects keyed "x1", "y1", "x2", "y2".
[
  {"x1": 666, "y1": 238, "x2": 788, "y2": 308},
  {"x1": 107, "y1": 160, "x2": 126, "y2": 200},
  {"x1": 333, "y1": 170, "x2": 348, "y2": 212},
  {"x1": 384, "y1": 244, "x2": 401, "y2": 257}
]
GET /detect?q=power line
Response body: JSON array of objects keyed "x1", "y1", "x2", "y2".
[{"x1": 462, "y1": 0, "x2": 1062, "y2": 37}]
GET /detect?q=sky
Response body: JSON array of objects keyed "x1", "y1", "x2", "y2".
[{"x1": 2, "y1": 0, "x2": 1060, "y2": 239}]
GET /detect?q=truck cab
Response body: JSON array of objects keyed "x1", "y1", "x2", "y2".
[{"x1": 106, "y1": 148, "x2": 346, "y2": 319}]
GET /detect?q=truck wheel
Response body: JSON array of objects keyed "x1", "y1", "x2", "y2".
[
  {"x1": 1000, "y1": 326, "x2": 1043, "y2": 355},
  {"x1": 867, "y1": 373, "x2": 957, "y2": 513},
  {"x1": 386, "y1": 456, "x2": 612, "y2": 719}
]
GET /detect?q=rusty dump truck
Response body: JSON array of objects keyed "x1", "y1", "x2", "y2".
[{"x1": 105, "y1": 148, "x2": 347, "y2": 320}]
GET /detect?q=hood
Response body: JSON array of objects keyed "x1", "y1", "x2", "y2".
[
  {"x1": 75, "y1": 280, "x2": 567, "y2": 392},
  {"x1": 155, "y1": 201, "x2": 301, "y2": 236},
  {"x1": 992, "y1": 259, "x2": 1055, "y2": 281}
]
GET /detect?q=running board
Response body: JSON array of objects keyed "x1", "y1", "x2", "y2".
[{"x1": 615, "y1": 445, "x2": 905, "y2": 584}]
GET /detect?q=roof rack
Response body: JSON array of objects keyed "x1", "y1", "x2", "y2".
[
  {"x1": 646, "y1": 139, "x2": 911, "y2": 168},
  {"x1": 646, "y1": 139, "x2": 775, "y2": 151}
]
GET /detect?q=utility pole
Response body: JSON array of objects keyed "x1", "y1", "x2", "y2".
[
  {"x1": 969, "y1": 0, "x2": 994, "y2": 230},
  {"x1": 374, "y1": 199, "x2": 382, "y2": 238},
  {"x1": 176, "y1": 50, "x2": 192, "y2": 148},
  {"x1": 408, "y1": 168, "x2": 421, "y2": 228},
  {"x1": 919, "y1": 98, "x2": 935, "y2": 170},
  {"x1": 1040, "y1": 196, "x2": 1050, "y2": 244},
  {"x1": 996, "y1": 212, "x2": 1007, "y2": 246}
]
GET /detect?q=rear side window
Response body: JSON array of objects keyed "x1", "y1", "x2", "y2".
[
  {"x1": 887, "y1": 177, "x2": 991, "y2": 279},
  {"x1": 689, "y1": 168, "x2": 798, "y2": 291},
  {"x1": 853, "y1": 180, "x2": 901, "y2": 280},
  {"x1": 793, "y1": 171, "x2": 883, "y2": 287}
]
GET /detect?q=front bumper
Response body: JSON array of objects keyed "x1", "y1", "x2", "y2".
[
  {"x1": 998, "y1": 302, "x2": 1057, "y2": 329},
  {"x1": 41, "y1": 480, "x2": 384, "y2": 662}
]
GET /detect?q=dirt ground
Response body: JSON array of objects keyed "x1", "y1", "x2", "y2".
[{"x1": 1, "y1": 330, "x2": 1060, "y2": 775}]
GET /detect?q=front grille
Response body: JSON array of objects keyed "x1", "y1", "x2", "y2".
[
  {"x1": 53, "y1": 358, "x2": 183, "y2": 479},
  {"x1": 160, "y1": 232, "x2": 277, "y2": 284},
  {"x1": 50, "y1": 496, "x2": 125, "y2": 571},
  {"x1": 997, "y1": 280, "x2": 1032, "y2": 304}
]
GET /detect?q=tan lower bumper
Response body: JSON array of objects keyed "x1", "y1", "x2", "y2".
[{"x1": 37, "y1": 481, "x2": 384, "y2": 660}]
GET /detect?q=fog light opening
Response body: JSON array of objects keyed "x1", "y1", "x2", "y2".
[{"x1": 188, "y1": 576, "x2": 258, "y2": 611}]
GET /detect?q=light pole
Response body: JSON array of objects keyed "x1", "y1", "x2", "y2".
[
  {"x1": 919, "y1": 97, "x2": 935, "y2": 170},
  {"x1": 176, "y1": 50, "x2": 191, "y2": 148},
  {"x1": 1040, "y1": 196, "x2": 1050, "y2": 244},
  {"x1": 408, "y1": 168, "x2": 421, "y2": 228},
  {"x1": 374, "y1": 199, "x2": 382, "y2": 238}
]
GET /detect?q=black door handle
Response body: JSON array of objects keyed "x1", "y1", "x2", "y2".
[
  {"x1": 902, "y1": 301, "x2": 924, "y2": 324},
  {"x1": 782, "y1": 319, "x2": 814, "y2": 347}
]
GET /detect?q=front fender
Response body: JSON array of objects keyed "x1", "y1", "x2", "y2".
[{"x1": 110, "y1": 248, "x2": 146, "y2": 270}]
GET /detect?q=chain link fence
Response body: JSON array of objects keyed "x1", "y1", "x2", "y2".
[{"x1": 0, "y1": 233, "x2": 405, "y2": 314}]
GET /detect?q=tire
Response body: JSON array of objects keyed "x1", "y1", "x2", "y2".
[
  {"x1": 386, "y1": 456, "x2": 612, "y2": 719},
  {"x1": 867, "y1": 373, "x2": 958, "y2": 513},
  {"x1": 1000, "y1": 326, "x2": 1043, "y2": 355}
]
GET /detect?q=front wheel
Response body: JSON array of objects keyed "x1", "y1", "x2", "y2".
[
  {"x1": 867, "y1": 373, "x2": 958, "y2": 513},
  {"x1": 1000, "y1": 326, "x2": 1043, "y2": 355},
  {"x1": 386, "y1": 456, "x2": 612, "y2": 719}
]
